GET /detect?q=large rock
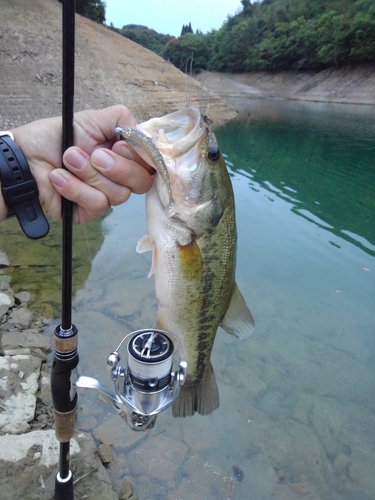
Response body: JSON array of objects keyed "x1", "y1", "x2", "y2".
[
  {"x1": 1, "y1": 330, "x2": 50, "y2": 353},
  {"x1": 6, "y1": 307, "x2": 33, "y2": 328},
  {"x1": 0, "y1": 291, "x2": 14, "y2": 319},
  {"x1": 0, "y1": 252, "x2": 9, "y2": 267},
  {"x1": 0, "y1": 353, "x2": 42, "y2": 429},
  {"x1": 1, "y1": 420, "x2": 30, "y2": 435},
  {"x1": 0, "y1": 430, "x2": 118, "y2": 500},
  {"x1": 0, "y1": 429, "x2": 79, "y2": 466}
]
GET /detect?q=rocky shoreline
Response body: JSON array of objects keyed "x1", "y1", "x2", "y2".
[{"x1": 0, "y1": 252, "x2": 135, "y2": 499}]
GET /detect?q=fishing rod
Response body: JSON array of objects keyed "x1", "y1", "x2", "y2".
[
  {"x1": 51, "y1": 1, "x2": 77, "y2": 499},
  {"x1": 51, "y1": 1, "x2": 188, "y2": 497}
]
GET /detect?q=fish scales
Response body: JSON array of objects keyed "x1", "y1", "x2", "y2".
[
  {"x1": 130, "y1": 106, "x2": 255, "y2": 417},
  {"x1": 192, "y1": 208, "x2": 236, "y2": 388}
]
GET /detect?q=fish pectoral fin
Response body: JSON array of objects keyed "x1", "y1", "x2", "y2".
[
  {"x1": 220, "y1": 283, "x2": 255, "y2": 339},
  {"x1": 177, "y1": 239, "x2": 203, "y2": 281},
  {"x1": 136, "y1": 234, "x2": 153, "y2": 253},
  {"x1": 136, "y1": 234, "x2": 157, "y2": 278}
]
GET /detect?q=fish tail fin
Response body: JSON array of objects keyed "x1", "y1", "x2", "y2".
[{"x1": 172, "y1": 366, "x2": 220, "y2": 418}]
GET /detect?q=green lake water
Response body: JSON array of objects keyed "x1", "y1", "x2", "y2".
[{"x1": 1, "y1": 99, "x2": 374, "y2": 499}]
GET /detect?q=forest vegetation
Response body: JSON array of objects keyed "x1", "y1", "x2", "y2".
[{"x1": 68, "y1": 0, "x2": 375, "y2": 73}]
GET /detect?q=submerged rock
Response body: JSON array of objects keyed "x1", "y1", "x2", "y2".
[
  {"x1": 232, "y1": 464, "x2": 245, "y2": 482},
  {"x1": 98, "y1": 443, "x2": 113, "y2": 465},
  {"x1": 118, "y1": 480, "x2": 136, "y2": 499},
  {"x1": 15, "y1": 291, "x2": 31, "y2": 304}
]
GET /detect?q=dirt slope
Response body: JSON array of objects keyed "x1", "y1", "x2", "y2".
[{"x1": 0, "y1": 0, "x2": 236, "y2": 130}]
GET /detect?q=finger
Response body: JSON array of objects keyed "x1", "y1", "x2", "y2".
[
  {"x1": 90, "y1": 151, "x2": 153, "y2": 198},
  {"x1": 63, "y1": 146, "x2": 152, "y2": 201},
  {"x1": 73, "y1": 105, "x2": 138, "y2": 151},
  {"x1": 62, "y1": 147, "x2": 135, "y2": 205},
  {"x1": 63, "y1": 132, "x2": 155, "y2": 198},
  {"x1": 90, "y1": 147, "x2": 154, "y2": 195},
  {"x1": 49, "y1": 168, "x2": 114, "y2": 222}
]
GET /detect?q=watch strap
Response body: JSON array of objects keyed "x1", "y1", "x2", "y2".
[{"x1": 0, "y1": 132, "x2": 49, "y2": 239}]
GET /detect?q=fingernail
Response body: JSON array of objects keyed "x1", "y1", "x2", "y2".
[
  {"x1": 65, "y1": 149, "x2": 87, "y2": 170},
  {"x1": 50, "y1": 170, "x2": 66, "y2": 188},
  {"x1": 92, "y1": 149, "x2": 115, "y2": 169}
]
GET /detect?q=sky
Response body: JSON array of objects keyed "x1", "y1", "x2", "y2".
[{"x1": 105, "y1": 0, "x2": 243, "y2": 37}]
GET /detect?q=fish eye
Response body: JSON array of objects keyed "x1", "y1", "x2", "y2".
[{"x1": 207, "y1": 146, "x2": 220, "y2": 162}]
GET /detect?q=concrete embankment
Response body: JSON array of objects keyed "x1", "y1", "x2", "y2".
[{"x1": 195, "y1": 65, "x2": 375, "y2": 107}]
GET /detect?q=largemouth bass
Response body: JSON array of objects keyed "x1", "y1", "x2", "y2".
[{"x1": 121, "y1": 107, "x2": 255, "y2": 417}]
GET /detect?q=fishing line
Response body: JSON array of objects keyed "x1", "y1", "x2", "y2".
[{"x1": 83, "y1": 223, "x2": 93, "y2": 264}]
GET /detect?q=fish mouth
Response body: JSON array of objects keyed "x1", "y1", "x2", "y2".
[
  {"x1": 139, "y1": 107, "x2": 211, "y2": 214},
  {"x1": 138, "y1": 107, "x2": 206, "y2": 159}
]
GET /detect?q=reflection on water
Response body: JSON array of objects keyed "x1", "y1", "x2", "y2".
[
  {"x1": 218, "y1": 99, "x2": 375, "y2": 256},
  {"x1": 1, "y1": 100, "x2": 375, "y2": 499},
  {"x1": 0, "y1": 217, "x2": 105, "y2": 317}
]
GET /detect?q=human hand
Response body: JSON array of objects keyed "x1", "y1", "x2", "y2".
[{"x1": 5, "y1": 105, "x2": 154, "y2": 224}]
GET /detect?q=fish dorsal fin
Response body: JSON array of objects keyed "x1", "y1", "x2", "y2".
[
  {"x1": 220, "y1": 284, "x2": 255, "y2": 339},
  {"x1": 136, "y1": 234, "x2": 157, "y2": 278}
]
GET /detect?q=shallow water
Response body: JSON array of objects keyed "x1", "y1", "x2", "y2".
[{"x1": 1, "y1": 100, "x2": 375, "y2": 499}]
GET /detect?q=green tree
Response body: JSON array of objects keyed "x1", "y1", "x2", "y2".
[
  {"x1": 180, "y1": 32, "x2": 211, "y2": 72},
  {"x1": 108, "y1": 0, "x2": 375, "y2": 73},
  {"x1": 164, "y1": 38, "x2": 185, "y2": 69},
  {"x1": 164, "y1": 33, "x2": 211, "y2": 72},
  {"x1": 208, "y1": 0, "x2": 375, "y2": 72},
  {"x1": 348, "y1": 4, "x2": 375, "y2": 63},
  {"x1": 118, "y1": 25, "x2": 173, "y2": 57},
  {"x1": 180, "y1": 23, "x2": 193, "y2": 36},
  {"x1": 241, "y1": 0, "x2": 254, "y2": 16},
  {"x1": 314, "y1": 12, "x2": 351, "y2": 66}
]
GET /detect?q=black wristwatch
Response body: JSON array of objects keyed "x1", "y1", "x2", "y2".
[{"x1": 0, "y1": 131, "x2": 49, "y2": 239}]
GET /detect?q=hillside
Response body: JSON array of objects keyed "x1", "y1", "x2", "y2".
[{"x1": 0, "y1": 0, "x2": 236, "y2": 131}]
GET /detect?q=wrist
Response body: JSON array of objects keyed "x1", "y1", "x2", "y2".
[{"x1": 0, "y1": 131, "x2": 14, "y2": 222}]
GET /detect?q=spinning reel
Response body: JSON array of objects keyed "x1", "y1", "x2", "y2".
[{"x1": 74, "y1": 329, "x2": 187, "y2": 431}]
